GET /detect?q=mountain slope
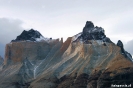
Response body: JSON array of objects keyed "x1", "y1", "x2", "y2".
[
  {"x1": 0, "y1": 56, "x2": 3, "y2": 70},
  {"x1": 0, "y1": 21, "x2": 133, "y2": 88}
]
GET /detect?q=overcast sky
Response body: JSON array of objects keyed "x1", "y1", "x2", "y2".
[{"x1": 0, "y1": 0, "x2": 133, "y2": 57}]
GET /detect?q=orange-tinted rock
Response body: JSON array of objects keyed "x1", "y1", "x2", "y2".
[{"x1": 0, "y1": 22, "x2": 133, "y2": 88}]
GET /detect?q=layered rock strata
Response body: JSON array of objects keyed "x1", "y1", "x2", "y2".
[{"x1": 0, "y1": 21, "x2": 132, "y2": 88}]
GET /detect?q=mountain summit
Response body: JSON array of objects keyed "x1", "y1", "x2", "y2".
[
  {"x1": 73, "y1": 21, "x2": 112, "y2": 43},
  {"x1": 0, "y1": 21, "x2": 133, "y2": 88},
  {"x1": 12, "y1": 29, "x2": 50, "y2": 42}
]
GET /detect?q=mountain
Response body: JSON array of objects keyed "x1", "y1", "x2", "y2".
[
  {"x1": 11, "y1": 29, "x2": 52, "y2": 42},
  {"x1": 0, "y1": 43, "x2": 5, "y2": 58},
  {"x1": 73, "y1": 21, "x2": 112, "y2": 43},
  {"x1": 0, "y1": 21, "x2": 133, "y2": 88},
  {"x1": 0, "y1": 56, "x2": 3, "y2": 70}
]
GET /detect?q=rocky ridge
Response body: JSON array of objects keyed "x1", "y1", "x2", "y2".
[
  {"x1": 117, "y1": 40, "x2": 133, "y2": 61},
  {"x1": 0, "y1": 21, "x2": 133, "y2": 88},
  {"x1": 73, "y1": 21, "x2": 112, "y2": 43},
  {"x1": 0, "y1": 56, "x2": 3, "y2": 70},
  {"x1": 11, "y1": 29, "x2": 51, "y2": 42}
]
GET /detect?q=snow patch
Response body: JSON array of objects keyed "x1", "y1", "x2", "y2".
[
  {"x1": 126, "y1": 52, "x2": 133, "y2": 62},
  {"x1": 92, "y1": 27, "x2": 104, "y2": 33},
  {"x1": 72, "y1": 32, "x2": 82, "y2": 42},
  {"x1": 35, "y1": 36, "x2": 50, "y2": 42}
]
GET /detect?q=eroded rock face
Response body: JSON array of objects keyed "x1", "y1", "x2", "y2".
[
  {"x1": 0, "y1": 56, "x2": 3, "y2": 64},
  {"x1": 117, "y1": 40, "x2": 132, "y2": 61},
  {"x1": 74, "y1": 21, "x2": 112, "y2": 43},
  {"x1": 0, "y1": 22, "x2": 133, "y2": 88},
  {"x1": 1, "y1": 36, "x2": 71, "y2": 88},
  {"x1": 4, "y1": 39, "x2": 61, "y2": 65},
  {"x1": 11, "y1": 29, "x2": 51, "y2": 42},
  {"x1": 0, "y1": 56, "x2": 3, "y2": 70}
]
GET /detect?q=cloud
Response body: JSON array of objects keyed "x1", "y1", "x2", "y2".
[
  {"x1": 0, "y1": 0, "x2": 133, "y2": 58},
  {"x1": 0, "y1": 0, "x2": 133, "y2": 43},
  {"x1": 0, "y1": 18, "x2": 26, "y2": 44},
  {"x1": 124, "y1": 40, "x2": 133, "y2": 55},
  {"x1": 0, "y1": 18, "x2": 27, "y2": 57}
]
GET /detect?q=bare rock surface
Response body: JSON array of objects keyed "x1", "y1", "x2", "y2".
[
  {"x1": 0, "y1": 56, "x2": 3, "y2": 70},
  {"x1": 0, "y1": 22, "x2": 133, "y2": 88}
]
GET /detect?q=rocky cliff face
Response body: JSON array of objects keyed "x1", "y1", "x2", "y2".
[
  {"x1": 0, "y1": 56, "x2": 3, "y2": 70},
  {"x1": 74, "y1": 21, "x2": 112, "y2": 43},
  {"x1": 11, "y1": 29, "x2": 51, "y2": 42},
  {"x1": 0, "y1": 21, "x2": 133, "y2": 88}
]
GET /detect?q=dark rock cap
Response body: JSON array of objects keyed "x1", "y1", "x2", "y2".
[
  {"x1": 74, "y1": 21, "x2": 112, "y2": 43},
  {"x1": 117, "y1": 40, "x2": 123, "y2": 47},
  {"x1": 117, "y1": 40, "x2": 125, "y2": 54},
  {"x1": 85, "y1": 21, "x2": 94, "y2": 28},
  {"x1": 117, "y1": 40, "x2": 133, "y2": 61},
  {"x1": 12, "y1": 29, "x2": 43, "y2": 42}
]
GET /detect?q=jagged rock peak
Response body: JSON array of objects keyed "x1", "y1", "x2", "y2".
[
  {"x1": 117, "y1": 40, "x2": 123, "y2": 47},
  {"x1": 11, "y1": 29, "x2": 50, "y2": 42},
  {"x1": 117, "y1": 40, "x2": 124, "y2": 53},
  {"x1": 73, "y1": 21, "x2": 112, "y2": 43},
  {"x1": 117, "y1": 40, "x2": 133, "y2": 61},
  {"x1": 84, "y1": 21, "x2": 94, "y2": 28}
]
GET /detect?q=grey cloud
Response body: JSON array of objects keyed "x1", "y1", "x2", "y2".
[
  {"x1": 1, "y1": 0, "x2": 133, "y2": 19},
  {"x1": 0, "y1": 18, "x2": 26, "y2": 44},
  {"x1": 0, "y1": 0, "x2": 133, "y2": 57},
  {"x1": 1, "y1": 0, "x2": 133, "y2": 30},
  {"x1": 125, "y1": 40, "x2": 133, "y2": 56},
  {"x1": 0, "y1": 18, "x2": 26, "y2": 57}
]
